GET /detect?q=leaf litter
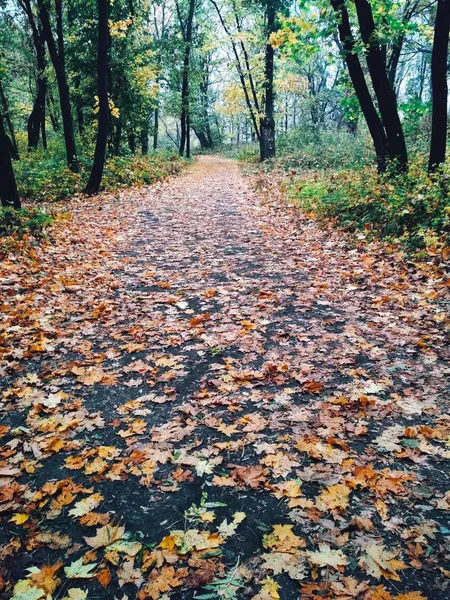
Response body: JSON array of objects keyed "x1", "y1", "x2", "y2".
[{"x1": 0, "y1": 156, "x2": 449, "y2": 599}]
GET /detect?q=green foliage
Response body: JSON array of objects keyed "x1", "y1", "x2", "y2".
[
  {"x1": 274, "y1": 128, "x2": 373, "y2": 170},
  {"x1": 13, "y1": 140, "x2": 185, "y2": 203},
  {"x1": 0, "y1": 207, "x2": 53, "y2": 239},
  {"x1": 15, "y1": 146, "x2": 82, "y2": 203},
  {"x1": 196, "y1": 561, "x2": 244, "y2": 600},
  {"x1": 102, "y1": 151, "x2": 185, "y2": 189},
  {"x1": 288, "y1": 160, "x2": 450, "y2": 251}
]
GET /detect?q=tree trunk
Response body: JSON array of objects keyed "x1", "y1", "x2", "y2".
[
  {"x1": 194, "y1": 128, "x2": 212, "y2": 150},
  {"x1": 47, "y1": 90, "x2": 60, "y2": 132},
  {"x1": 85, "y1": 0, "x2": 110, "y2": 195},
  {"x1": 331, "y1": 0, "x2": 388, "y2": 171},
  {"x1": 428, "y1": 0, "x2": 450, "y2": 172},
  {"x1": 178, "y1": 0, "x2": 196, "y2": 158},
  {"x1": 0, "y1": 116, "x2": 21, "y2": 209},
  {"x1": 37, "y1": 0, "x2": 79, "y2": 172},
  {"x1": 20, "y1": 0, "x2": 48, "y2": 151},
  {"x1": 0, "y1": 82, "x2": 19, "y2": 160},
  {"x1": 260, "y1": 0, "x2": 276, "y2": 161},
  {"x1": 141, "y1": 123, "x2": 149, "y2": 155},
  {"x1": 153, "y1": 105, "x2": 159, "y2": 150},
  {"x1": 355, "y1": 0, "x2": 408, "y2": 170}
]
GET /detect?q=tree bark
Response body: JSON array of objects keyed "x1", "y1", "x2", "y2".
[
  {"x1": 331, "y1": 0, "x2": 388, "y2": 171},
  {"x1": 178, "y1": 0, "x2": 196, "y2": 158},
  {"x1": 153, "y1": 105, "x2": 159, "y2": 150},
  {"x1": 85, "y1": 0, "x2": 110, "y2": 195},
  {"x1": 0, "y1": 82, "x2": 19, "y2": 160},
  {"x1": 354, "y1": 0, "x2": 408, "y2": 170},
  {"x1": 428, "y1": 0, "x2": 450, "y2": 172},
  {"x1": 260, "y1": 0, "x2": 276, "y2": 161},
  {"x1": 19, "y1": 0, "x2": 48, "y2": 151},
  {"x1": 37, "y1": 0, "x2": 79, "y2": 172},
  {"x1": 0, "y1": 116, "x2": 21, "y2": 209}
]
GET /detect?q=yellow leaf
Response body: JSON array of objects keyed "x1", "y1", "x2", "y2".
[{"x1": 10, "y1": 513, "x2": 29, "y2": 525}]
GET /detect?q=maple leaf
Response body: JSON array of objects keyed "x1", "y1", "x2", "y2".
[
  {"x1": 218, "y1": 511, "x2": 246, "y2": 537},
  {"x1": 263, "y1": 525, "x2": 306, "y2": 553},
  {"x1": 64, "y1": 558, "x2": 98, "y2": 579},
  {"x1": 11, "y1": 580, "x2": 45, "y2": 600},
  {"x1": 169, "y1": 529, "x2": 222, "y2": 553},
  {"x1": 27, "y1": 562, "x2": 63, "y2": 594},
  {"x1": 79, "y1": 512, "x2": 110, "y2": 526},
  {"x1": 253, "y1": 576, "x2": 281, "y2": 600},
  {"x1": 261, "y1": 552, "x2": 307, "y2": 580},
  {"x1": 61, "y1": 590, "x2": 88, "y2": 600},
  {"x1": 137, "y1": 566, "x2": 189, "y2": 600},
  {"x1": 358, "y1": 543, "x2": 409, "y2": 581},
  {"x1": 306, "y1": 544, "x2": 349, "y2": 569},
  {"x1": 117, "y1": 558, "x2": 145, "y2": 588},
  {"x1": 329, "y1": 576, "x2": 368, "y2": 598},
  {"x1": 10, "y1": 513, "x2": 29, "y2": 524},
  {"x1": 97, "y1": 568, "x2": 111, "y2": 588},
  {"x1": 230, "y1": 464, "x2": 268, "y2": 488},
  {"x1": 316, "y1": 483, "x2": 351, "y2": 511},
  {"x1": 83, "y1": 523, "x2": 125, "y2": 549},
  {"x1": 69, "y1": 493, "x2": 104, "y2": 517}
]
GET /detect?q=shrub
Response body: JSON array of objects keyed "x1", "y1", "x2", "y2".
[
  {"x1": 287, "y1": 159, "x2": 450, "y2": 252},
  {"x1": 0, "y1": 207, "x2": 53, "y2": 238},
  {"x1": 14, "y1": 141, "x2": 185, "y2": 203}
]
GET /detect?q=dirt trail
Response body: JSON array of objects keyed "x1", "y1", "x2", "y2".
[{"x1": 0, "y1": 156, "x2": 449, "y2": 599}]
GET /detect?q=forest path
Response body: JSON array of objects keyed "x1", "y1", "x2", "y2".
[{"x1": 1, "y1": 156, "x2": 449, "y2": 599}]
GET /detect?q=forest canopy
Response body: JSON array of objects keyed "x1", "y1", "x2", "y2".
[{"x1": 0, "y1": 0, "x2": 449, "y2": 249}]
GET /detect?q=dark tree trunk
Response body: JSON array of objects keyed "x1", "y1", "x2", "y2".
[
  {"x1": 355, "y1": 0, "x2": 408, "y2": 170},
  {"x1": 47, "y1": 90, "x2": 60, "y2": 132},
  {"x1": 19, "y1": 0, "x2": 48, "y2": 151},
  {"x1": 178, "y1": 0, "x2": 196, "y2": 158},
  {"x1": 85, "y1": 0, "x2": 110, "y2": 195},
  {"x1": 128, "y1": 132, "x2": 136, "y2": 154},
  {"x1": 153, "y1": 105, "x2": 159, "y2": 150},
  {"x1": 37, "y1": 0, "x2": 79, "y2": 172},
  {"x1": 28, "y1": 78, "x2": 47, "y2": 151},
  {"x1": 331, "y1": 0, "x2": 388, "y2": 171},
  {"x1": 260, "y1": 0, "x2": 276, "y2": 161},
  {"x1": 0, "y1": 82, "x2": 19, "y2": 160},
  {"x1": 0, "y1": 116, "x2": 21, "y2": 209},
  {"x1": 141, "y1": 124, "x2": 149, "y2": 155},
  {"x1": 429, "y1": 0, "x2": 450, "y2": 172},
  {"x1": 194, "y1": 128, "x2": 212, "y2": 149}
]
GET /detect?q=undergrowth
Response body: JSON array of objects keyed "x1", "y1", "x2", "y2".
[
  {"x1": 240, "y1": 128, "x2": 449, "y2": 257},
  {"x1": 286, "y1": 161, "x2": 450, "y2": 254},
  {"x1": 14, "y1": 136, "x2": 185, "y2": 203},
  {"x1": 0, "y1": 207, "x2": 53, "y2": 238}
]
